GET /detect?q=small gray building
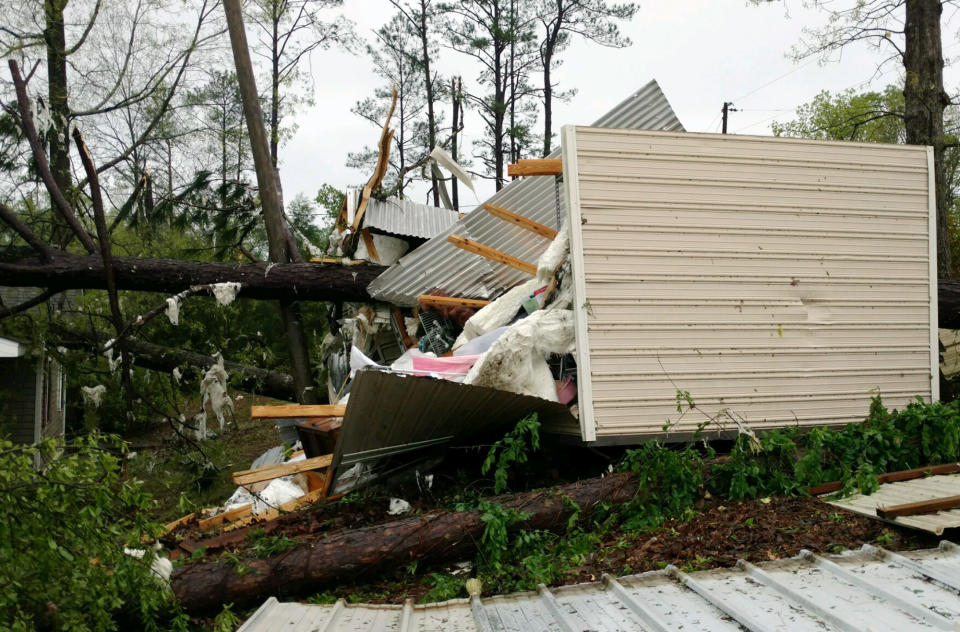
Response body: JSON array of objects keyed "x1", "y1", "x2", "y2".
[{"x1": 0, "y1": 336, "x2": 65, "y2": 444}]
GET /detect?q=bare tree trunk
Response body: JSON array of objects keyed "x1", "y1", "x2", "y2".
[
  {"x1": 451, "y1": 76, "x2": 461, "y2": 211},
  {"x1": 419, "y1": 0, "x2": 440, "y2": 207},
  {"x1": 223, "y1": 0, "x2": 318, "y2": 403},
  {"x1": 44, "y1": 0, "x2": 74, "y2": 247},
  {"x1": 904, "y1": 0, "x2": 953, "y2": 278},
  {"x1": 542, "y1": 47, "x2": 553, "y2": 156},
  {"x1": 171, "y1": 472, "x2": 641, "y2": 613}
]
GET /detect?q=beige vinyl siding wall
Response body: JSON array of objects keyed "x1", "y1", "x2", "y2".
[{"x1": 563, "y1": 126, "x2": 935, "y2": 441}]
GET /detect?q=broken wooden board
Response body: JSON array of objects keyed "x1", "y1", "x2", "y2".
[
  {"x1": 507, "y1": 158, "x2": 562, "y2": 177},
  {"x1": 808, "y1": 463, "x2": 960, "y2": 495},
  {"x1": 877, "y1": 494, "x2": 960, "y2": 519},
  {"x1": 232, "y1": 454, "x2": 333, "y2": 487},
  {"x1": 418, "y1": 294, "x2": 492, "y2": 310},
  {"x1": 223, "y1": 488, "x2": 327, "y2": 532},
  {"x1": 483, "y1": 203, "x2": 558, "y2": 239},
  {"x1": 447, "y1": 234, "x2": 536, "y2": 275},
  {"x1": 198, "y1": 504, "x2": 253, "y2": 532},
  {"x1": 250, "y1": 404, "x2": 347, "y2": 419}
]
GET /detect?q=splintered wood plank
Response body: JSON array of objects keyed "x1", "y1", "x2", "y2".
[
  {"x1": 224, "y1": 488, "x2": 327, "y2": 532},
  {"x1": 483, "y1": 203, "x2": 558, "y2": 239},
  {"x1": 250, "y1": 404, "x2": 347, "y2": 419},
  {"x1": 360, "y1": 228, "x2": 380, "y2": 262},
  {"x1": 309, "y1": 257, "x2": 366, "y2": 265},
  {"x1": 447, "y1": 234, "x2": 536, "y2": 275},
  {"x1": 198, "y1": 504, "x2": 253, "y2": 531},
  {"x1": 418, "y1": 294, "x2": 492, "y2": 310},
  {"x1": 507, "y1": 158, "x2": 562, "y2": 177},
  {"x1": 809, "y1": 463, "x2": 960, "y2": 495},
  {"x1": 877, "y1": 494, "x2": 960, "y2": 519},
  {"x1": 232, "y1": 454, "x2": 333, "y2": 487}
]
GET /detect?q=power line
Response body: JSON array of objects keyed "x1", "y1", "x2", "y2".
[{"x1": 732, "y1": 57, "x2": 820, "y2": 104}]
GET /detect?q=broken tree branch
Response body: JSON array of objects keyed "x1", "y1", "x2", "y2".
[
  {"x1": 0, "y1": 201, "x2": 56, "y2": 261},
  {"x1": 74, "y1": 126, "x2": 134, "y2": 416},
  {"x1": 8, "y1": 60, "x2": 97, "y2": 254}
]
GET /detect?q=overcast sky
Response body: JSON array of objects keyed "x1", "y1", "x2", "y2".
[{"x1": 277, "y1": 0, "x2": 960, "y2": 208}]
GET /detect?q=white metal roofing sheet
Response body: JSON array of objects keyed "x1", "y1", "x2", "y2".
[
  {"x1": 825, "y1": 473, "x2": 960, "y2": 535},
  {"x1": 367, "y1": 79, "x2": 684, "y2": 306},
  {"x1": 237, "y1": 543, "x2": 960, "y2": 631},
  {"x1": 362, "y1": 197, "x2": 461, "y2": 240}
]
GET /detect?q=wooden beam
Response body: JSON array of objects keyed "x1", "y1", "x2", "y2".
[
  {"x1": 224, "y1": 488, "x2": 327, "y2": 532},
  {"x1": 250, "y1": 404, "x2": 347, "y2": 419},
  {"x1": 309, "y1": 257, "x2": 366, "y2": 266},
  {"x1": 393, "y1": 307, "x2": 414, "y2": 348},
  {"x1": 808, "y1": 463, "x2": 960, "y2": 496},
  {"x1": 447, "y1": 234, "x2": 536, "y2": 275},
  {"x1": 483, "y1": 203, "x2": 558, "y2": 239},
  {"x1": 507, "y1": 158, "x2": 562, "y2": 177},
  {"x1": 198, "y1": 504, "x2": 253, "y2": 532},
  {"x1": 877, "y1": 494, "x2": 960, "y2": 519},
  {"x1": 360, "y1": 228, "x2": 380, "y2": 263},
  {"x1": 232, "y1": 454, "x2": 333, "y2": 487},
  {"x1": 418, "y1": 294, "x2": 492, "y2": 310}
]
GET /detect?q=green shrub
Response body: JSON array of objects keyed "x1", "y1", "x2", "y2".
[{"x1": 0, "y1": 435, "x2": 187, "y2": 631}]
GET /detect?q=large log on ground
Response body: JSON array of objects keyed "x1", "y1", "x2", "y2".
[
  {"x1": 0, "y1": 253, "x2": 385, "y2": 302},
  {"x1": 171, "y1": 472, "x2": 640, "y2": 613}
]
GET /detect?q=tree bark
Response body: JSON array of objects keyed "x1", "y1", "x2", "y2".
[
  {"x1": 44, "y1": 0, "x2": 73, "y2": 248},
  {"x1": 0, "y1": 253, "x2": 384, "y2": 302},
  {"x1": 904, "y1": 0, "x2": 952, "y2": 278},
  {"x1": 171, "y1": 472, "x2": 640, "y2": 613},
  {"x1": 224, "y1": 0, "x2": 317, "y2": 403},
  {"x1": 419, "y1": 0, "x2": 440, "y2": 207}
]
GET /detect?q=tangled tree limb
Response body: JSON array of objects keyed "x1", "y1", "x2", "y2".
[{"x1": 171, "y1": 472, "x2": 639, "y2": 613}]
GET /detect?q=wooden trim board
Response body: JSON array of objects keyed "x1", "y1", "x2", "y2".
[
  {"x1": 507, "y1": 158, "x2": 562, "y2": 177},
  {"x1": 447, "y1": 234, "x2": 536, "y2": 275},
  {"x1": 232, "y1": 454, "x2": 333, "y2": 486},
  {"x1": 251, "y1": 404, "x2": 347, "y2": 419},
  {"x1": 418, "y1": 295, "x2": 492, "y2": 310},
  {"x1": 483, "y1": 203, "x2": 558, "y2": 239}
]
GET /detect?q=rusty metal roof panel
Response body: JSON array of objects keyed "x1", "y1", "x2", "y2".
[
  {"x1": 238, "y1": 543, "x2": 960, "y2": 631},
  {"x1": 367, "y1": 80, "x2": 683, "y2": 306},
  {"x1": 362, "y1": 197, "x2": 461, "y2": 240},
  {"x1": 824, "y1": 473, "x2": 960, "y2": 535}
]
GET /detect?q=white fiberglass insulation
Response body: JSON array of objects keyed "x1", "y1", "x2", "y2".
[
  {"x1": 464, "y1": 309, "x2": 576, "y2": 401},
  {"x1": 454, "y1": 278, "x2": 541, "y2": 347},
  {"x1": 537, "y1": 219, "x2": 569, "y2": 282},
  {"x1": 81, "y1": 384, "x2": 107, "y2": 408},
  {"x1": 198, "y1": 354, "x2": 233, "y2": 438},
  {"x1": 165, "y1": 296, "x2": 180, "y2": 325},
  {"x1": 354, "y1": 232, "x2": 409, "y2": 265},
  {"x1": 211, "y1": 282, "x2": 241, "y2": 306}
]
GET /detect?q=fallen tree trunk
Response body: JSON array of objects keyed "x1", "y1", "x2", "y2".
[
  {"x1": 171, "y1": 472, "x2": 639, "y2": 613},
  {"x1": 0, "y1": 253, "x2": 385, "y2": 303}
]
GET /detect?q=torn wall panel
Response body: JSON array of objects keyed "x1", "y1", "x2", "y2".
[{"x1": 562, "y1": 126, "x2": 936, "y2": 442}]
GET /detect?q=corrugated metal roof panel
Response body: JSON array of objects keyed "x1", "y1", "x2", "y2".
[
  {"x1": 367, "y1": 79, "x2": 684, "y2": 306},
  {"x1": 238, "y1": 543, "x2": 960, "y2": 631},
  {"x1": 329, "y1": 369, "x2": 577, "y2": 491},
  {"x1": 563, "y1": 127, "x2": 935, "y2": 440},
  {"x1": 825, "y1": 473, "x2": 960, "y2": 535},
  {"x1": 363, "y1": 197, "x2": 461, "y2": 240}
]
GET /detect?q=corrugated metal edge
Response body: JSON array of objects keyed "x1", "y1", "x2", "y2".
[
  {"x1": 237, "y1": 543, "x2": 960, "y2": 632},
  {"x1": 928, "y1": 146, "x2": 940, "y2": 402},
  {"x1": 561, "y1": 125, "x2": 594, "y2": 442}
]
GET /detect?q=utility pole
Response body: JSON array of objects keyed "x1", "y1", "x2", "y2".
[{"x1": 721, "y1": 101, "x2": 737, "y2": 134}]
